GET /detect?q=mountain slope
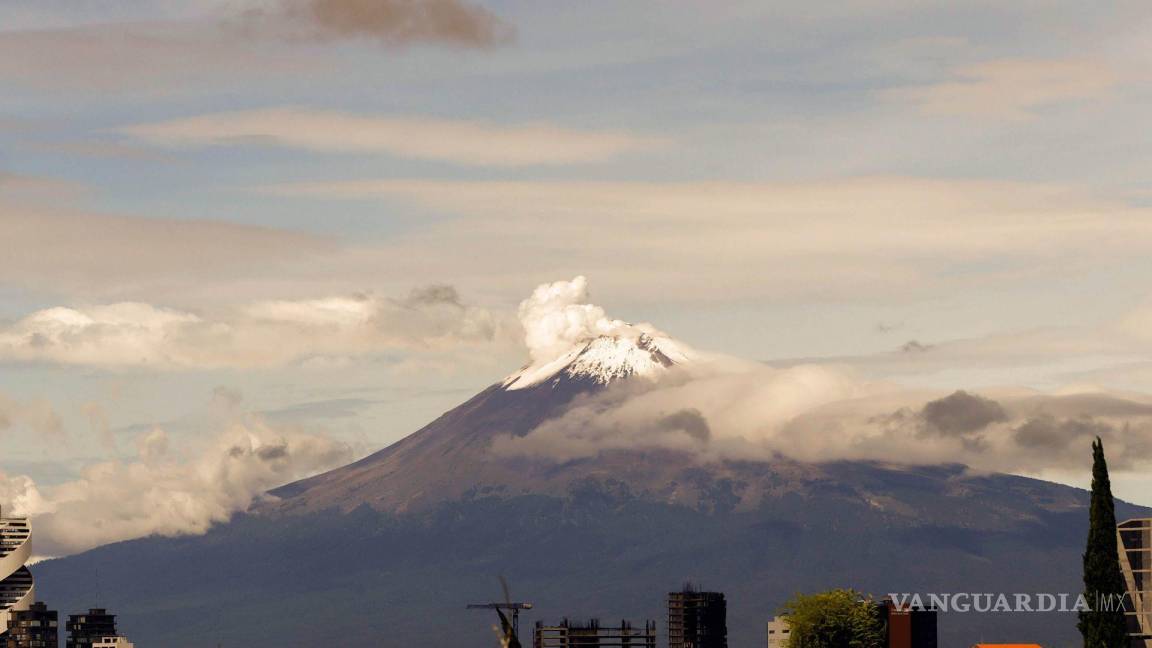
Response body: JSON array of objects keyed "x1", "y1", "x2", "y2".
[
  {"x1": 32, "y1": 330, "x2": 1150, "y2": 648},
  {"x1": 268, "y1": 332, "x2": 692, "y2": 514}
]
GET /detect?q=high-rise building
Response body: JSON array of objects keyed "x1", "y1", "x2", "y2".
[
  {"x1": 667, "y1": 586, "x2": 727, "y2": 648},
  {"x1": 65, "y1": 610, "x2": 116, "y2": 648},
  {"x1": 0, "y1": 507, "x2": 35, "y2": 638},
  {"x1": 4, "y1": 602, "x2": 58, "y2": 648},
  {"x1": 1119, "y1": 518, "x2": 1152, "y2": 648},
  {"x1": 876, "y1": 598, "x2": 937, "y2": 648},
  {"x1": 534, "y1": 619, "x2": 656, "y2": 648}
]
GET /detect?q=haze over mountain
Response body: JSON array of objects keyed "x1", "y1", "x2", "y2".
[{"x1": 31, "y1": 278, "x2": 1152, "y2": 647}]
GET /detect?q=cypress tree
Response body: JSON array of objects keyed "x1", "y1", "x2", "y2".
[{"x1": 1078, "y1": 436, "x2": 1129, "y2": 647}]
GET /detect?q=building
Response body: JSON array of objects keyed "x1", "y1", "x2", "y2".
[
  {"x1": 0, "y1": 507, "x2": 35, "y2": 637},
  {"x1": 91, "y1": 638, "x2": 133, "y2": 648},
  {"x1": 534, "y1": 619, "x2": 656, "y2": 648},
  {"x1": 1119, "y1": 518, "x2": 1152, "y2": 648},
  {"x1": 766, "y1": 616, "x2": 790, "y2": 648},
  {"x1": 876, "y1": 598, "x2": 937, "y2": 648},
  {"x1": 4, "y1": 602, "x2": 58, "y2": 648},
  {"x1": 668, "y1": 586, "x2": 727, "y2": 648},
  {"x1": 66, "y1": 610, "x2": 116, "y2": 648}
]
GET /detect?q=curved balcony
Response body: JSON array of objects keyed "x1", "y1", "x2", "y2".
[{"x1": 0, "y1": 516, "x2": 34, "y2": 631}]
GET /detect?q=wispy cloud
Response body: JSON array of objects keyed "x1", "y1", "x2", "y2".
[
  {"x1": 0, "y1": 209, "x2": 332, "y2": 301},
  {"x1": 888, "y1": 58, "x2": 1117, "y2": 120},
  {"x1": 121, "y1": 108, "x2": 663, "y2": 166},
  {"x1": 270, "y1": 177, "x2": 1152, "y2": 299}
]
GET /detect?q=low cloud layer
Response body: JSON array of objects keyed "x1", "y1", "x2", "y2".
[
  {"x1": 122, "y1": 109, "x2": 658, "y2": 167},
  {"x1": 0, "y1": 419, "x2": 352, "y2": 556},
  {"x1": 0, "y1": 285, "x2": 506, "y2": 369},
  {"x1": 495, "y1": 356, "x2": 1152, "y2": 476}
]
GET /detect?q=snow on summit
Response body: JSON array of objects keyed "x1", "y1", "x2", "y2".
[{"x1": 502, "y1": 276, "x2": 690, "y2": 390}]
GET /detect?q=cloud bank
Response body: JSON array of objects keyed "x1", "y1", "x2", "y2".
[
  {"x1": 495, "y1": 278, "x2": 1152, "y2": 477},
  {"x1": 0, "y1": 285, "x2": 506, "y2": 369},
  {"x1": 498, "y1": 361, "x2": 1152, "y2": 476},
  {"x1": 0, "y1": 420, "x2": 352, "y2": 556}
]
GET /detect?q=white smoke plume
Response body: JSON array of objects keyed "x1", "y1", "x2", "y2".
[{"x1": 516, "y1": 276, "x2": 672, "y2": 365}]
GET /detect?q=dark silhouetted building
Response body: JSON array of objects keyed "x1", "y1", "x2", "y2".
[
  {"x1": 5, "y1": 602, "x2": 58, "y2": 648},
  {"x1": 668, "y1": 585, "x2": 727, "y2": 648},
  {"x1": 65, "y1": 610, "x2": 115, "y2": 648},
  {"x1": 877, "y1": 598, "x2": 937, "y2": 648},
  {"x1": 534, "y1": 619, "x2": 656, "y2": 648}
]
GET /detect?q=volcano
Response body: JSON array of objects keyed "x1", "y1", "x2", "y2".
[{"x1": 34, "y1": 323, "x2": 1150, "y2": 648}]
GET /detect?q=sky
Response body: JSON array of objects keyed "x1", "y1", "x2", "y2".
[{"x1": 3, "y1": 0, "x2": 1152, "y2": 554}]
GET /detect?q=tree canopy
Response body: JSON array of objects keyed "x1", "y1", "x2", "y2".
[{"x1": 779, "y1": 588, "x2": 885, "y2": 648}]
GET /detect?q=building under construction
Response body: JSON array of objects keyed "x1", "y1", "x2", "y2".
[
  {"x1": 1119, "y1": 518, "x2": 1152, "y2": 648},
  {"x1": 668, "y1": 585, "x2": 727, "y2": 648},
  {"x1": 534, "y1": 619, "x2": 657, "y2": 648}
]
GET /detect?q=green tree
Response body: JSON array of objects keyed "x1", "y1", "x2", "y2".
[
  {"x1": 1078, "y1": 437, "x2": 1129, "y2": 648},
  {"x1": 778, "y1": 588, "x2": 885, "y2": 648}
]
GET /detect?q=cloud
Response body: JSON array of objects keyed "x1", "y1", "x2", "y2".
[
  {"x1": 0, "y1": 0, "x2": 510, "y2": 92},
  {"x1": 0, "y1": 420, "x2": 353, "y2": 555},
  {"x1": 917, "y1": 390, "x2": 1007, "y2": 438},
  {"x1": 493, "y1": 359, "x2": 880, "y2": 462},
  {"x1": 14, "y1": 175, "x2": 1152, "y2": 308},
  {"x1": 271, "y1": 177, "x2": 1152, "y2": 301},
  {"x1": 889, "y1": 58, "x2": 1117, "y2": 120},
  {"x1": 0, "y1": 285, "x2": 507, "y2": 370},
  {"x1": 494, "y1": 350, "x2": 1152, "y2": 477},
  {"x1": 266, "y1": 0, "x2": 514, "y2": 48},
  {"x1": 0, "y1": 209, "x2": 333, "y2": 301},
  {"x1": 121, "y1": 108, "x2": 660, "y2": 166}
]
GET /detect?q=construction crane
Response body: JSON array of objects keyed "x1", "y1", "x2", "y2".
[{"x1": 467, "y1": 601, "x2": 533, "y2": 647}]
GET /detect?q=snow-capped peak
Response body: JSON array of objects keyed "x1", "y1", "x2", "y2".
[
  {"x1": 502, "y1": 329, "x2": 689, "y2": 391},
  {"x1": 503, "y1": 276, "x2": 691, "y2": 390}
]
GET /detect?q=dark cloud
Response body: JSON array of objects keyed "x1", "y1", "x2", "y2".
[
  {"x1": 900, "y1": 340, "x2": 934, "y2": 353},
  {"x1": 1013, "y1": 415, "x2": 1111, "y2": 450},
  {"x1": 270, "y1": 0, "x2": 514, "y2": 48},
  {"x1": 402, "y1": 284, "x2": 463, "y2": 308},
  {"x1": 920, "y1": 390, "x2": 1007, "y2": 438},
  {"x1": 658, "y1": 408, "x2": 711, "y2": 443},
  {"x1": 256, "y1": 443, "x2": 290, "y2": 461}
]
